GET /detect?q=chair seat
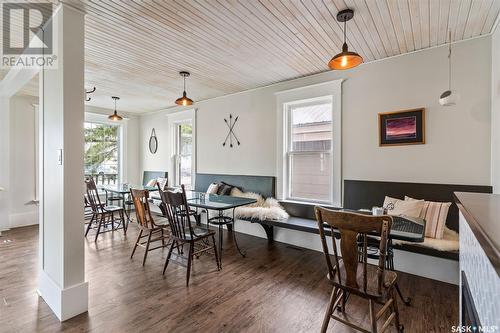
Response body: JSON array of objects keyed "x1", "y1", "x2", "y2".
[
  {"x1": 98, "y1": 205, "x2": 123, "y2": 213},
  {"x1": 178, "y1": 226, "x2": 214, "y2": 240},
  {"x1": 329, "y1": 259, "x2": 397, "y2": 298}
]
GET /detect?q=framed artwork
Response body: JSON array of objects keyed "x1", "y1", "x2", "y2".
[{"x1": 378, "y1": 108, "x2": 425, "y2": 146}]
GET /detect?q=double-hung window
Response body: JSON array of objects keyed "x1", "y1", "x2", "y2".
[
  {"x1": 175, "y1": 121, "x2": 193, "y2": 188},
  {"x1": 84, "y1": 121, "x2": 120, "y2": 185},
  {"x1": 285, "y1": 97, "x2": 333, "y2": 203}
]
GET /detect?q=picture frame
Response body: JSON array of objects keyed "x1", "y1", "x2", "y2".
[{"x1": 378, "y1": 108, "x2": 425, "y2": 146}]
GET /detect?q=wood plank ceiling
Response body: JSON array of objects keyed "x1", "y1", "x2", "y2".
[{"x1": 3, "y1": 0, "x2": 500, "y2": 112}]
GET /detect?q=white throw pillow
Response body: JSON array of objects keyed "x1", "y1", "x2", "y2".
[
  {"x1": 383, "y1": 196, "x2": 424, "y2": 219},
  {"x1": 157, "y1": 177, "x2": 168, "y2": 190},
  {"x1": 405, "y1": 196, "x2": 452, "y2": 239},
  {"x1": 206, "y1": 183, "x2": 219, "y2": 194}
]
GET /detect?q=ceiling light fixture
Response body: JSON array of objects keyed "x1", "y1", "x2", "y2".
[
  {"x1": 175, "y1": 71, "x2": 193, "y2": 106},
  {"x1": 328, "y1": 9, "x2": 363, "y2": 70},
  {"x1": 108, "y1": 96, "x2": 123, "y2": 121}
]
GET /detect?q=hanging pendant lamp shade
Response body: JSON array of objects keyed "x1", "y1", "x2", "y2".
[
  {"x1": 108, "y1": 96, "x2": 123, "y2": 121},
  {"x1": 328, "y1": 9, "x2": 363, "y2": 70},
  {"x1": 175, "y1": 71, "x2": 194, "y2": 106}
]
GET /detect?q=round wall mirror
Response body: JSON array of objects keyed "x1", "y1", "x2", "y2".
[{"x1": 149, "y1": 128, "x2": 158, "y2": 154}]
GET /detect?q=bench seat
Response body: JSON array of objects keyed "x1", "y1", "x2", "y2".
[{"x1": 241, "y1": 215, "x2": 459, "y2": 261}]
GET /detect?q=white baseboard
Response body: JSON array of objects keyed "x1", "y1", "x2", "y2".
[
  {"x1": 233, "y1": 220, "x2": 459, "y2": 285},
  {"x1": 37, "y1": 270, "x2": 88, "y2": 321},
  {"x1": 9, "y1": 211, "x2": 38, "y2": 228}
]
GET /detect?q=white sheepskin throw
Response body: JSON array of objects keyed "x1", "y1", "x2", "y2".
[
  {"x1": 393, "y1": 226, "x2": 459, "y2": 252},
  {"x1": 229, "y1": 188, "x2": 289, "y2": 221}
]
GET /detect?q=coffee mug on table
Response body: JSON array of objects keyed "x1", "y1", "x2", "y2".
[{"x1": 372, "y1": 207, "x2": 385, "y2": 216}]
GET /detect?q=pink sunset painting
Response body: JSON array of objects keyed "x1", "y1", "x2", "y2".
[{"x1": 385, "y1": 116, "x2": 417, "y2": 140}]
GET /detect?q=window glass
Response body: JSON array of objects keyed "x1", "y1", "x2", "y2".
[
  {"x1": 178, "y1": 123, "x2": 192, "y2": 188},
  {"x1": 84, "y1": 122, "x2": 120, "y2": 185},
  {"x1": 287, "y1": 99, "x2": 333, "y2": 202}
]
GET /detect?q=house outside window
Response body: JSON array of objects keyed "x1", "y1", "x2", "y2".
[
  {"x1": 276, "y1": 80, "x2": 342, "y2": 206},
  {"x1": 286, "y1": 98, "x2": 333, "y2": 203}
]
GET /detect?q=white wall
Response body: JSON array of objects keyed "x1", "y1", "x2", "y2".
[
  {"x1": 8, "y1": 95, "x2": 39, "y2": 228},
  {"x1": 0, "y1": 97, "x2": 10, "y2": 232},
  {"x1": 140, "y1": 36, "x2": 492, "y2": 188},
  {"x1": 491, "y1": 24, "x2": 500, "y2": 193},
  {"x1": 139, "y1": 111, "x2": 171, "y2": 177}
]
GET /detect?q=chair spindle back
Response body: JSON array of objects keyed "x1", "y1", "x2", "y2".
[
  {"x1": 158, "y1": 185, "x2": 194, "y2": 241},
  {"x1": 130, "y1": 189, "x2": 156, "y2": 229},
  {"x1": 314, "y1": 207, "x2": 392, "y2": 295},
  {"x1": 85, "y1": 177, "x2": 103, "y2": 213}
]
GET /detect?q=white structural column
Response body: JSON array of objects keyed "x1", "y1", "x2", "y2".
[
  {"x1": 0, "y1": 97, "x2": 10, "y2": 234},
  {"x1": 37, "y1": 4, "x2": 88, "y2": 321}
]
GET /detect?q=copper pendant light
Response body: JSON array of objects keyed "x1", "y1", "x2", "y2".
[
  {"x1": 108, "y1": 96, "x2": 123, "y2": 121},
  {"x1": 328, "y1": 9, "x2": 363, "y2": 70},
  {"x1": 175, "y1": 71, "x2": 194, "y2": 106}
]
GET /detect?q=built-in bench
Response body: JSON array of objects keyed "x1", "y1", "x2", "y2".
[{"x1": 194, "y1": 174, "x2": 493, "y2": 261}]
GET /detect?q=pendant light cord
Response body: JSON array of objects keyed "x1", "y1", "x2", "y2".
[
  {"x1": 448, "y1": 31, "x2": 452, "y2": 91},
  {"x1": 344, "y1": 20, "x2": 346, "y2": 44},
  {"x1": 183, "y1": 75, "x2": 186, "y2": 93}
]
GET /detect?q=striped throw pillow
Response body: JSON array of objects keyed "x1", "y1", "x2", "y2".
[{"x1": 405, "y1": 196, "x2": 452, "y2": 239}]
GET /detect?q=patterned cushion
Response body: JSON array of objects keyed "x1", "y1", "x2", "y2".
[
  {"x1": 383, "y1": 196, "x2": 424, "y2": 219},
  {"x1": 217, "y1": 183, "x2": 233, "y2": 196},
  {"x1": 206, "y1": 182, "x2": 219, "y2": 194},
  {"x1": 405, "y1": 196, "x2": 451, "y2": 239}
]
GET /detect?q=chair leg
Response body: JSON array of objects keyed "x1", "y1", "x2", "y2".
[
  {"x1": 392, "y1": 289, "x2": 403, "y2": 332},
  {"x1": 163, "y1": 240, "x2": 176, "y2": 275},
  {"x1": 120, "y1": 210, "x2": 126, "y2": 235},
  {"x1": 130, "y1": 229, "x2": 143, "y2": 259},
  {"x1": 142, "y1": 230, "x2": 153, "y2": 266},
  {"x1": 95, "y1": 215, "x2": 104, "y2": 242},
  {"x1": 85, "y1": 213, "x2": 95, "y2": 237},
  {"x1": 111, "y1": 212, "x2": 115, "y2": 230},
  {"x1": 186, "y1": 242, "x2": 193, "y2": 286},
  {"x1": 211, "y1": 234, "x2": 221, "y2": 270},
  {"x1": 369, "y1": 299, "x2": 378, "y2": 333},
  {"x1": 320, "y1": 287, "x2": 338, "y2": 333},
  {"x1": 341, "y1": 290, "x2": 347, "y2": 312}
]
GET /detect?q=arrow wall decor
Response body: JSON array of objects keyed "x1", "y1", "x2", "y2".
[{"x1": 222, "y1": 114, "x2": 240, "y2": 148}]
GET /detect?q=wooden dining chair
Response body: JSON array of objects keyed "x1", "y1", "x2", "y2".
[
  {"x1": 315, "y1": 207, "x2": 403, "y2": 333},
  {"x1": 129, "y1": 189, "x2": 170, "y2": 266},
  {"x1": 158, "y1": 185, "x2": 220, "y2": 286},
  {"x1": 85, "y1": 177, "x2": 126, "y2": 242}
]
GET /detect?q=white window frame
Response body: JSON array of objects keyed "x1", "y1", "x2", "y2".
[
  {"x1": 276, "y1": 80, "x2": 342, "y2": 207},
  {"x1": 168, "y1": 109, "x2": 196, "y2": 188},
  {"x1": 284, "y1": 96, "x2": 334, "y2": 204},
  {"x1": 84, "y1": 112, "x2": 126, "y2": 183}
]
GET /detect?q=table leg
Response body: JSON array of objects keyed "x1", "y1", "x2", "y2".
[
  {"x1": 388, "y1": 240, "x2": 412, "y2": 306},
  {"x1": 231, "y1": 208, "x2": 246, "y2": 257},
  {"x1": 217, "y1": 211, "x2": 224, "y2": 267}
]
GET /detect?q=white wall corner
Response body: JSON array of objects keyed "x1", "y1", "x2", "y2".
[{"x1": 37, "y1": 270, "x2": 88, "y2": 321}]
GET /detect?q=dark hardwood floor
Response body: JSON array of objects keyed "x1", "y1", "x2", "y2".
[{"x1": 0, "y1": 224, "x2": 458, "y2": 332}]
